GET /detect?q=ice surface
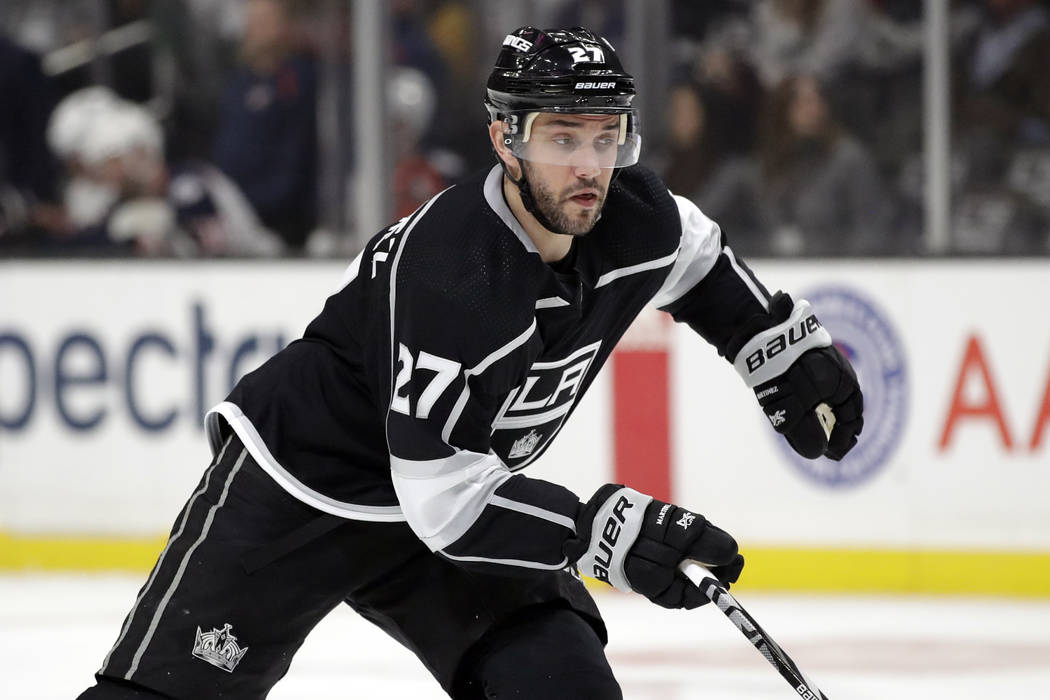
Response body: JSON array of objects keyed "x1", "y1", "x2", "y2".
[{"x1": 2, "y1": 574, "x2": 1049, "y2": 699}]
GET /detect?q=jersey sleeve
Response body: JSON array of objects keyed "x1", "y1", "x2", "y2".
[
  {"x1": 651, "y1": 193, "x2": 775, "y2": 359},
  {"x1": 384, "y1": 250, "x2": 581, "y2": 573}
]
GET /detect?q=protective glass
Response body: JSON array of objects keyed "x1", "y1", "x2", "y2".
[{"x1": 500, "y1": 111, "x2": 641, "y2": 169}]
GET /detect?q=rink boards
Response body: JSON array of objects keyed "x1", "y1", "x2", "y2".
[{"x1": 1, "y1": 259, "x2": 1048, "y2": 595}]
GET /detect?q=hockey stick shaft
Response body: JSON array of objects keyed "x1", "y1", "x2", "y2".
[
  {"x1": 679, "y1": 561, "x2": 831, "y2": 700},
  {"x1": 815, "y1": 402, "x2": 835, "y2": 440}
]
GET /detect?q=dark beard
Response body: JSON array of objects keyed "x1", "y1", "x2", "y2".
[{"x1": 523, "y1": 162, "x2": 605, "y2": 237}]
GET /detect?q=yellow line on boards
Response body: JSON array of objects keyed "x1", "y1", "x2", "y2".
[
  {"x1": 586, "y1": 547, "x2": 1050, "y2": 597},
  {"x1": 0, "y1": 532, "x2": 167, "y2": 572},
  {"x1": 2, "y1": 533, "x2": 1049, "y2": 596},
  {"x1": 737, "y1": 547, "x2": 1050, "y2": 597}
]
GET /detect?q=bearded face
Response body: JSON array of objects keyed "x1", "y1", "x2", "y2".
[{"x1": 522, "y1": 159, "x2": 607, "y2": 237}]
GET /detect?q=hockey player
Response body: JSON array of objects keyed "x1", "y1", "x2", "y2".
[{"x1": 79, "y1": 26, "x2": 862, "y2": 699}]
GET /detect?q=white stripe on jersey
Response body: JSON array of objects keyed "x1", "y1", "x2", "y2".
[
  {"x1": 490, "y1": 495, "x2": 577, "y2": 532},
  {"x1": 595, "y1": 250, "x2": 679, "y2": 288},
  {"x1": 725, "y1": 245, "x2": 771, "y2": 311},
  {"x1": 649, "y1": 193, "x2": 725, "y2": 308},
  {"x1": 438, "y1": 550, "x2": 569, "y2": 571},
  {"x1": 535, "y1": 296, "x2": 571, "y2": 309},
  {"x1": 384, "y1": 188, "x2": 450, "y2": 443},
  {"x1": 492, "y1": 402, "x2": 574, "y2": 430},
  {"x1": 390, "y1": 451, "x2": 513, "y2": 551},
  {"x1": 207, "y1": 403, "x2": 407, "y2": 521},
  {"x1": 337, "y1": 249, "x2": 364, "y2": 290},
  {"x1": 441, "y1": 318, "x2": 538, "y2": 444}
]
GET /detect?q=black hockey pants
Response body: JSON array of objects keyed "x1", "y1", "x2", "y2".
[{"x1": 77, "y1": 435, "x2": 619, "y2": 699}]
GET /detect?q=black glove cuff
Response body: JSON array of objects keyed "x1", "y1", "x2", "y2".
[{"x1": 725, "y1": 291, "x2": 794, "y2": 363}]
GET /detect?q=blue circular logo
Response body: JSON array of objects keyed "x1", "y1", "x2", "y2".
[{"x1": 774, "y1": 286, "x2": 908, "y2": 488}]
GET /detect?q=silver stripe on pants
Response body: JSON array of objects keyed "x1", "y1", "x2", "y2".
[
  {"x1": 125, "y1": 446, "x2": 247, "y2": 680},
  {"x1": 99, "y1": 437, "x2": 233, "y2": 675}
]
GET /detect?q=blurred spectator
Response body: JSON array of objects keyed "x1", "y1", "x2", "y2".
[
  {"x1": 662, "y1": 80, "x2": 763, "y2": 243},
  {"x1": 949, "y1": 0, "x2": 1050, "y2": 253},
  {"x1": 392, "y1": 0, "x2": 450, "y2": 151},
  {"x1": 212, "y1": 0, "x2": 318, "y2": 252},
  {"x1": 747, "y1": 0, "x2": 872, "y2": 88},
  {"x1": 691, "y1": 45, "x2": 763, "y2": 156},
  {"x1": 48, "y1": 86, "x2": 122, "y2": 232},
  {"x1": 92, "y1": 101, "x2": 284, "y2": 256},
  {"x1": 47, "y1": 94, "x2": 282, "y2": 256},
  {"x1": 389, "y1": 67, "x2": 447, "y2": 219},
  {"x1": 955, "y1": 0, "x2": 1050, "y2": 145},
  {"x1": 425, "y1": 0, "x2": 487, "y2": 175},
  {"x1": 0, "y1": 34, "x2": 63, "y2": 245},
  {"x1": 150, "y1": 0, "x2": 238, "y2": 163},
  {"x1": 688, "y1": 0, "x2": 925, "y2": 160},
  {"x1": 755, "y1": 75, "x2": 902, "y2": 256},
  {"x1": 663, "y1": 81, "x2": 724, "y2": 197},
  {"x1": 741, "y1": 0, "x2": 925, "y2": 89},
  {"x1": 961, "y1": 0, "x2": 1050, "y2": 123},
  {"x1": 78, "y1": 101, "x2": 189, "y2": 255}
]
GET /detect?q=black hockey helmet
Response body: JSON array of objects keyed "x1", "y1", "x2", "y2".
[{"x1": 485, "y1": 26, "x2": 641, "y2": 169}]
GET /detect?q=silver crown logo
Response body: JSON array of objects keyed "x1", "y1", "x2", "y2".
[
  {"x1": 508, "y1": 429, "x2": 543, "y2": 459},
  {"x1": 192, "y1": 623, "x2": 249, "y2": 673}
]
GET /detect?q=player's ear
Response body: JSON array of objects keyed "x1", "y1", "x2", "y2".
[{"x1": 488, "y1": 120, "x2": 519, "y2": 175}]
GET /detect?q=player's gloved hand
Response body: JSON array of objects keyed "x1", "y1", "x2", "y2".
[
  {"x1": 564, "y1": 484, "x2": 744, "y2": 609},
  {"x1": 728, "y1": 291, "x2": 863, "y2": 461},
  {"x1": 756, "y1": 345, "x2": 863, "y2": 460}
]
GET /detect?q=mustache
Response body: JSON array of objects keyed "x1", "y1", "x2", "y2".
[{"x1": 563, "y1": 181, "x2": 605, "y2": 200}]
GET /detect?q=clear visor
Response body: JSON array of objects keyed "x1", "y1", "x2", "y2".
[{"x1": 500, "y1": 111, "x2": 641, "y2": 169}]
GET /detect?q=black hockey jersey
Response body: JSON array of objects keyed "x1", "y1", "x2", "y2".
[{"x1": 206, "y1": 164, "x2": 771, "y2": 572}]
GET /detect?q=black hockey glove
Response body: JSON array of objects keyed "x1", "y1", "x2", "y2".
[
  {"x1": 728, "y1": 292, "x2": 863, "y2": 461},
  {"x1": 564, "y1": 484, "x2": 744, "y2": 609},
  {"x1": 756, "y1": 345, "x2": 863, "y2": 460}
]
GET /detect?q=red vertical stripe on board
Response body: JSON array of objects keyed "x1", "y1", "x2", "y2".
[{"x1": 612, "y1": 350, "x2": 672, "y2": 502}]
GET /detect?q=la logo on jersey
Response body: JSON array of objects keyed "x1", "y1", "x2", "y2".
[
  {"x1": 192, "y1": 623, "x2": 248, "y2": 673},
  {"x1": 492, "y1": 342, "x2": 602, "y2": 467},
  {"x1": 508, "y1": 429, "x2": 543, "y2": 459}
]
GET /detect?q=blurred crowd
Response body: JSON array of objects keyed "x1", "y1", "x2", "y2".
[
  {"x1": 0, "y1": 0, "x2": 308, "y2": 256},
  {"x1": 663, "y1": 0, "x2": 1050, "y2": 256},
  {"x1": 0, "y1": 0, "x2": 476, "y2": 258},
  {"x1": 1, "y1": 0, "x2": 1049, "y2": 258}
]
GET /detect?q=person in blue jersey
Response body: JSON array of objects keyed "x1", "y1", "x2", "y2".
[
  {"x1": 212, "y1": 0, "x2": 318, "y2": 251},
  {"x1": 79, "y1": 26, "x2": 862, "y2": 699}
]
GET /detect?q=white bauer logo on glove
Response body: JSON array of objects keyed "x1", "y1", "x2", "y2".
[
  {"x1": 579, "y1": 487, "x2": 652, "y2": 592},
  {"x1": 732, "y1": 299, "x2": 832, "y2": 389}
]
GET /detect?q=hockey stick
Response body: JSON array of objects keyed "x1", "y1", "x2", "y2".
[
  {"x1": 815, "y1": 402, "x2": 836, "y2": 440},
  {"x1": 679, "y1": 561, "x2": 831, "y2": 700}
]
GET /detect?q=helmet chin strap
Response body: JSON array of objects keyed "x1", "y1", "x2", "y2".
[{"x1": 497, "y1": 155, "x2": 573, "y2": 236}]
